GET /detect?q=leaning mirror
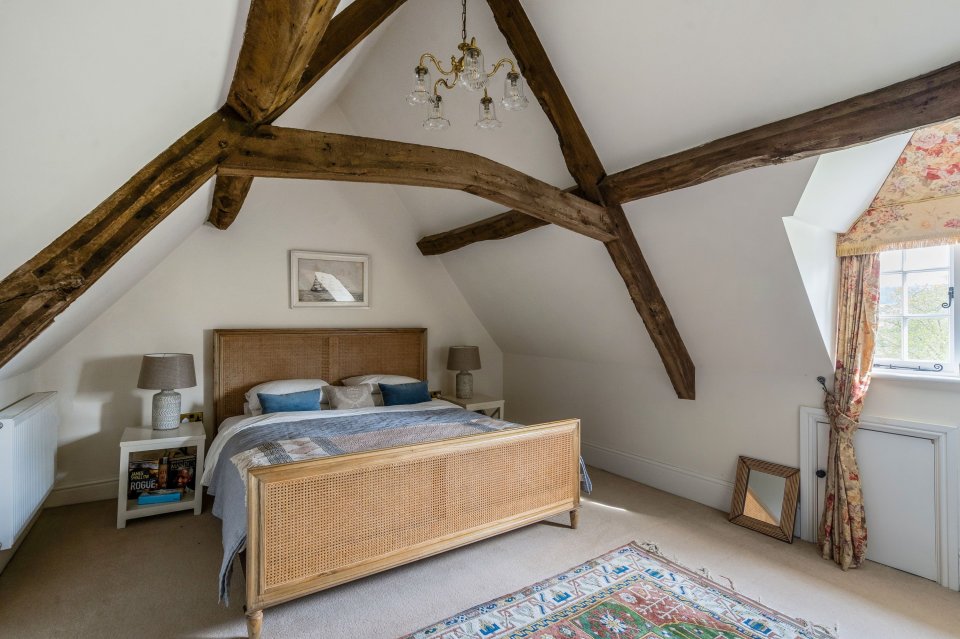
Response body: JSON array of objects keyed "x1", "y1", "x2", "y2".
[{"x1": 728, "y1": 456, "x2": 800, "y2": 543}]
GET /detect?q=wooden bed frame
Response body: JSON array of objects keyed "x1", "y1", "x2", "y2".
[{"x1": 211, "y1": 328, "x2": 581, "y2": 639}]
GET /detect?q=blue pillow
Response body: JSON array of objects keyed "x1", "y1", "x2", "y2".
[
  {"x1": 257, "y1": 388, "x2": 322, "y2": 414},
  {"x1": 379, "y1": 381, "x2": 430, "y2": 406}
]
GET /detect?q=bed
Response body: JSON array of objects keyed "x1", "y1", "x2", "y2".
[{"x1": 206, "y1": 328, "x2": 582, "y2": 639}]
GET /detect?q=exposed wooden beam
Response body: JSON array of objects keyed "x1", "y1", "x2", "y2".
[
  {"x1": 486, "y1": 0, "x2": 605, "y2": 200},
  {"x1": 485, "y1": 0, "x2": 694, "y2": 399},
  {"x1": 425, "y1": 58, "x2": 960, "y2": 251},
  {"x1": 0, "y1": 113, "x2": 240, "y2": 370},
  {"x1": 273, "y1": 0, "x2": 408, "y2": 122},
  {"x1": 603, "y1": 203, "x2": 695, "y2": 399},
  {"x1": 602, "y1": 59, "x2": 960, "y2": 204},
  {"x1": 417, "y1": 210, "x2": 549, "y2": 255},
  {"x1": 208, "y1": 175, "x2": 254, "y2": 230},
  {"x1": 225, "y1": 0, "x2": 339, "y2": 124},
  {"x1": 219, "y1": 125, "x2": 616, "y2": 241},
  {"x1": 210, "y1": 0, "x2": 407, "y2": 230}
]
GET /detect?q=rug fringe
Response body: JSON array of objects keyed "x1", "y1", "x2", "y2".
[{"x1": 638, "y1": 540, "x2": 839, "y2": 638}]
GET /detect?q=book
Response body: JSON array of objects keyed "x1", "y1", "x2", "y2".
[
  {"x1": 167, "y1": 454, "x2": 197, "y2": 492},
  {"x1": 128, "y1": 459, "x2": 158, "y2": 499},
  {"x1": 137, "y1": 488, "x2": 182, "y2": 505}
]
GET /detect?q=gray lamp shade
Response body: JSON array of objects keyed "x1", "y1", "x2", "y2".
[
  {"x1": 137, "y1": 353, "x2": 197, "y2": 390},
  {"x1": 446, "y1": 346, "x2": 481, "y2": 372}
]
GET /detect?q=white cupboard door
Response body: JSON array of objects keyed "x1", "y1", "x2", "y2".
[{"x1": 817, "y1": 421, "x2": 938, "y2": 581}]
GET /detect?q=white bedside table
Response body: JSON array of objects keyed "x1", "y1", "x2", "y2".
[
  {"x1": 439, "y1": 394, "x2": 505, "y2": 419},
  {"x1": 117, "y1": 422, "x2": 206, "y2": 529}
]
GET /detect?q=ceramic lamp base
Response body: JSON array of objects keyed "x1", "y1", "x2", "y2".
[
  {"x1": 455, "y1": 371, "x2": 474, "y2": 399},
  {"x1": 152, "y1": 390, "x2": 181, "y2": 430}
]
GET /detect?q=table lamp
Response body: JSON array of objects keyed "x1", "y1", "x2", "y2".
[
  {"x1": 447, "y1": 346, "x2": 481, "y2": 399},
  {"x1": 137, "y1": 353, "x2": 197, "y2": 430}
]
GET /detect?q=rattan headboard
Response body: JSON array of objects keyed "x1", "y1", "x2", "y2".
[{"x1": 212, "y1": 328, "x2": 427, "y2": 428}]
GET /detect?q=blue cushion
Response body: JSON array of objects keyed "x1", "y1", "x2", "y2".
[
  {"x1": 257, "y1": 388, "x2": 322, "y2": 414},
  {"x1": 379, "y1": 381, "x2": 430, "y2": 406}
]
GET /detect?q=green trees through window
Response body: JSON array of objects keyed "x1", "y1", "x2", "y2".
[{"x1": 876, "y1": 246, "x2": 953, "y2": 367}]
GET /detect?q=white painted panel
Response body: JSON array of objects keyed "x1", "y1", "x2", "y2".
[{"x1": 817, "y1": 423, "x2": 938, "y2": 580}]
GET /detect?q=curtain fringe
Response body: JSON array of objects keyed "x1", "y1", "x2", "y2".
[{"x1": 836, "y1": 234, "x2": 960, "y2": 257}]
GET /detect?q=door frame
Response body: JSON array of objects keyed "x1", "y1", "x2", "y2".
[{"x1": 799, "y1": 406, "x2": 959, "y2": 590}]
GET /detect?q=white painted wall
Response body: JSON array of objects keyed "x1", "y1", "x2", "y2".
[
  {"x1": 1, "y1": 105, "x2": 501, "y2": 498},
  {"x1": 783, "y1": 217, "x2": 839, "y2": 360},
  {"x1": 332, "y1": 0, "x2": 960, "y2": 512},
  {"x1": 0, "y1": 370, "x2": 39, "y2": 413},
  {"x1": 2, "y1": 0, "x2": 960, "y2": 516}
]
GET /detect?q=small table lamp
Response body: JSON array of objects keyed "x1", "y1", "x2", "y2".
[
  {"x1": 447, "y1": 346, "x2": 481, "y2": 399},
  {"x1": 137, "y1": 353, "x2": 197, "y2": 430}
]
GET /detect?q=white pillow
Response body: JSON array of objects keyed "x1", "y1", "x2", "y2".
[
  {"x1": 245, "y1": 379, "x2": 329, "y2": 415},
  {"x1": 342, "y1": 375, "x2": 420, "y2": 387}
]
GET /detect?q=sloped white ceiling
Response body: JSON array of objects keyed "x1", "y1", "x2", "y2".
[
  {"x1": 0, "y1": 0, "x2": 379, "y2": 379},
  {"x1": 4, "y1": 0, "x2": 960, "y2": 380},
  {"x1": 336, "y1": 0, "x2": 960, "y2": 376}
]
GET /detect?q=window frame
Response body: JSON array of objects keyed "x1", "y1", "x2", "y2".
[{"x1": 873, "y1": 245, "x2": 958, "y2": 376}]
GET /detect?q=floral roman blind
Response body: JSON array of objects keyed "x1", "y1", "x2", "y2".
[{"x1": 837, "y1": 119, "x2": 960, "y2": 257}]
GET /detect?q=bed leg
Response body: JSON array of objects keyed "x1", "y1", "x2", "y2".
[
  {"x1": 569, "y1": 509, "x2": 579, "y2": 529},
  {"x1": 246, "y1": 609, "x2": 263, "y2": 639}
]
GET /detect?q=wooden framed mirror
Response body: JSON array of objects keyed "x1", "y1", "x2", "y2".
[{"x1": 729, "y1": 456, "x2": 800, "y2": 543}]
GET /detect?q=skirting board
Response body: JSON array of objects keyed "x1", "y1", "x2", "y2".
[
  {"x1": 44, "y1": 477, "x2": 116, "y2": 509},
  {"x1": 582, "y1": 441, "x2": 733, "y2": 512}
]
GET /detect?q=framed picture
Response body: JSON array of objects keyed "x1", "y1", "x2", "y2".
[{"x1": 290, "y1": 250, "x2": 369, "y2": 308}]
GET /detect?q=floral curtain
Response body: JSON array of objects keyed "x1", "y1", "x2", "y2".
[
  {"x1": 819, "y1": 253, "x2": 879, "y2": 570},
  {"x1": 837, "y1": 119, "x2": 960, "y2": 256}
]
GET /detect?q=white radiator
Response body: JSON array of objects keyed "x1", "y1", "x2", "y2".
[{"x1": 0, "y1": 392, "x2": 58, "y2": 550}]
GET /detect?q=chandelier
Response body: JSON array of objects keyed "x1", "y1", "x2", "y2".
[{"x1": 405, "y1": 0, "x2": 529, "y2": 130}]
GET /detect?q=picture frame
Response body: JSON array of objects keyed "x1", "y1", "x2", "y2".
[
  {"x1": 289, "y1": 250, "x2": 370, "y2": 308},
  {"x1": 728, "y1": 456, "x2": 800, "y2": 543}
]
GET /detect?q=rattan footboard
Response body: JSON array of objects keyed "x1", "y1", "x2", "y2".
[{"x1": 244, "y1": 419, "x2": 581, "y2": 636}]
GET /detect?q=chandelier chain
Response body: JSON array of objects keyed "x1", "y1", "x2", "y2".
[{"x1": 461, "y1": 0, "x2": 467, "y2": 43}]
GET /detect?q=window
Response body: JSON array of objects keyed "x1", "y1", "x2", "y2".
[{"x1": 875, "y1": 245, "x2": 957, "y2": 374}]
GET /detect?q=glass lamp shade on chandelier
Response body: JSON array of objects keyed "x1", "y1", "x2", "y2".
[{"x1": 406, "y1": 0, "x2": 529, "y2": 130}]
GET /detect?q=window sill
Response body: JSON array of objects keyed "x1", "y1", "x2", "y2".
[{"x1": 871, "y1": 369, "x2": 960, "y2": 386}]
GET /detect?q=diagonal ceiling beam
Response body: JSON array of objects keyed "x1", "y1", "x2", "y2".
[
  {"x1": 484, "y1": 0, "x2": 604, "y2": 200},
  {"x1": 226, "y1": 0, "x2": 340, "y2": 123},
  {"x1": 272, "y1": 0, "x2": 409, "y2": 122},
  {"x1": 0, "y1": 114, "x2": 241, "y2": 370},
  {"x1": 210, "y1": 0, "x2": 358, "y2": 230},
  {"x1": 219, "y1": 124, "x2": 616, "y2": 241},
  {"x1": 603, "y1": 60, "x2": 960, "y2": 204},
  {"x1": 423, "y1": 58, "x2": 960, "y2": 253},
  {"x1": 485, "y1": 0, "x2": 695, "y2": 399}
]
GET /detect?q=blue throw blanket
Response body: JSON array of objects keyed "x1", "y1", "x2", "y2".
[{"x1": 207, "y1": 408, "x2": 591, "y2": 603}]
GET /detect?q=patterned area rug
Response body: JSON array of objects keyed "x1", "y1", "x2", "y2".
[{"x1": 399, "y1": 542, "x2": 836, "y2": 639}]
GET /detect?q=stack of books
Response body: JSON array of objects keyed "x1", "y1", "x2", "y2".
[{"x1": 128, "y1": 449, "x2": 197, "y2": 504}]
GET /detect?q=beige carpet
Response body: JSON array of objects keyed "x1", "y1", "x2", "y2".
[{"x1": 1, "y1": 468, "x2": 958, "y2": 638}]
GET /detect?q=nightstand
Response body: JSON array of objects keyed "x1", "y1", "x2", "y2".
[
  {"x1": 439, "y1": 394, "x2": 505, "y2": 419},
  {"x1": 117, "y1": 422, "x2": 206, "y2": 529}
]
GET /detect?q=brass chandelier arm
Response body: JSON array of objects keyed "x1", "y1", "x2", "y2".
[
  {"x1": 433, "y1": 75, "x2": 459, "y2": 95},
  {"x1": 419, "y1": 52, "x2": 457, "y2": 77},
  {"x1": 488, "y1": 57, "x2": 518, "y2": 77}
]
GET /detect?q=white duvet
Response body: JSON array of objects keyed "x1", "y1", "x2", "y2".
[{"x1": 201, "y1": 399, "x2": 458, "y2": 486}]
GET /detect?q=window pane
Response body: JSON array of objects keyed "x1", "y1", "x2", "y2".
[
  {"x1": 906, "y1": 271, "x2": 950, "y2": 315},
  {"x1": 876, "y1": 318, "x2": 903, "y2": 360},
  {"x1": 880, "y1": 250, "x2": 903, "y2": 273},
  {"x1": 906, "y1": 317, "x2": 949, "y2": 361},
  {"x1": 879, "y1": 273, "x2": 903, "y2": 316},
  {"x1": 904, "y1": 245, "x2": 950, "y2": 270}
]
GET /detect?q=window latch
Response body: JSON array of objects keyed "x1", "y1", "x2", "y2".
[{"x1": 942, "y1": 286, "x2": 955, "y2": 309}]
